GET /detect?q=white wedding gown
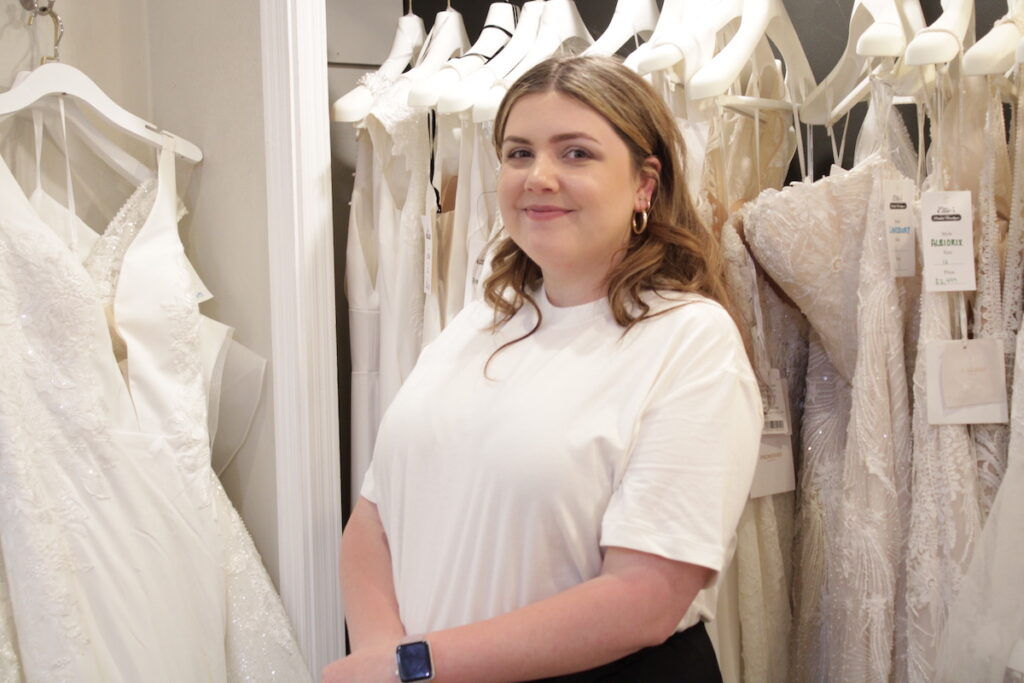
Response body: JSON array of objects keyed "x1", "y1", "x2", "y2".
[
  {"x1": 744, "y1": 83, "x2": 916, "y2": 682},
  {"x1": 0, "y1": 134, "x2": 310, "y2": 681}
]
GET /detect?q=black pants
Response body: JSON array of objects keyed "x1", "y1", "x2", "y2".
[{"x1": 530, "y1": 622, "x2": 722, "y2": 683}]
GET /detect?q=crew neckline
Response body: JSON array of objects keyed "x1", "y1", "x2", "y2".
[{"x1": 533, "y1": 284, "x2": 612, "y2": 327}]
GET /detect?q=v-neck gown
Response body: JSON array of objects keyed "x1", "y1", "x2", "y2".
[{"x1": 0, "y1": 140, "x2": 310, "y2": 681}]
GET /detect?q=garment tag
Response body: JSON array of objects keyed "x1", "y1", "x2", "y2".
[
  {"x1": 926, "y1": 337, "x2": 1009, "y2": 424},
  {"x1": 422, "y1": 214, "x2": 434, "y2": 296},
  {"x1": 883, "y1": 178, "x2": 916, "y2": 278},
  {"x1": 750, "y1": 434, "x2": 796, "y2": 498},
  {"x1": 921, "y1": 190, "x2": 976, "y2": 292},
  {"x1": 761, "y1": 369, "x2": 791, "y2": 436},
  {"x1": 1005, "y1": 638, "x2": 1024, "y2": 682},
  {"x1": 750, "y1": 369, "x2": 795, "y2": 498}
]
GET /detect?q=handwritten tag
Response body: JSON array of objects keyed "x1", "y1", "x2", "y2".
[
  {"x1": 926, "y1": 337, "x2": 1008, "y2": 424},
  {"x1": 883, "y1": 178, "x2": 916, "y2": 278},
  {"x1": 921, "y1": 190, "x2": 976, "y2": 292}
]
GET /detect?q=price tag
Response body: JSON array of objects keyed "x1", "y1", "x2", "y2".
[
  {"x1": 1006, "y1": 638, "x2": 1024, "y2": 682},
  {"x1": 883, "y1": 177, "x2": 916, "y2": 278},
  {"x1": 926, "y1": 337, "x2": 1008, "y2": 424},
  {"x1": 422, "y1": 214, "x2": 434, "y2": 295},
  {"x1": 750, "y1": 369, "x2": 795, "y2": 499},
  {"x1": 761, "y1": 369, "x2": 791, "y2": 436},
  {"x1": 921, "y1": 190, "x2": 976, "y2": 292}
]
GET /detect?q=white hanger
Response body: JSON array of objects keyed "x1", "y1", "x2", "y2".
[
  {"x1": 963, "y1": 1, "x2": 1024, "y2": 75},
  {"x1": 333, "y1": 13, "x2": 426, "y2": 123},
  {"x1": 582, "y1": 0, "x2": 659, "y2": 57},
  {"x1": 0, "y1": 62, "x2": 202, "y2": 163},
  {"x1": 503, "y1": 0, "x2": 592, "y2": 83},
  {"x1": 10, "y1": 69, "x2": 153, "y2": 186},
  {"x1": 686, "y1": 0, "x2": 816, "y2": 104},
  {"x1": 409, "y1": 3, "x2": 516, "y2": 108},
  {"x1": 474, "y1": 0, "x2": 593, "y2": 122},
  {"x1": 801, "y1": 0, "x2": 913, "y2": 125},
  {"x1": 904, "y1": 0, "x2": 975, "y2": 66},
  {"x1": 404, "y1": 8, "x2": 471, "y2": 80},
  {"x1": 437, "y1": 1, "x2": 546, "y2": 115},
  {"x1": 628, "y1": 0, "x2": 739, "y2": 83}
]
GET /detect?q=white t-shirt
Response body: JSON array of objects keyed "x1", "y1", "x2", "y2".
[{"x1": 361, "y1": 287, "x2": 763, "y2": 634}]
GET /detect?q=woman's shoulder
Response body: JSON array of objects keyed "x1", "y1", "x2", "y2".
[
  {"x1": 634, "y1": 290, "x2": 744, "y2": 351},
  {"x1": 639, "y1": 289, "x2": 731, "y2": 325}
]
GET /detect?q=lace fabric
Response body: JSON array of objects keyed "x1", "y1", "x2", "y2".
[
  {"x1": 745, "y1": 150, "x2": 914, "y2": 682},
  {"x1": 930, "y1": 67, "x2": 1024, "y2": 683},
  {"x1": 933, "y1": 320, "x2": 1024, "y2": 682},
  {"x1": 789, "y1": 335, "x2": 852, "y2": 682},
  {"x1": 972, "y1": 80, "x2": 1013, "y2": 521},
  {"x1": 82, "y1": 177, "x2": 188, "y2": 306}
]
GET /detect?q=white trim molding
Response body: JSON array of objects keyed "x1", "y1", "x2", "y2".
[{"x1": 259, "y1": 0, "x2": 344, "y2": 673}]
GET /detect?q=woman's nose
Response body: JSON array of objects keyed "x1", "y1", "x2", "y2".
[{"x1": 524, "y1": 153, "x2": 558, "y2": 192}]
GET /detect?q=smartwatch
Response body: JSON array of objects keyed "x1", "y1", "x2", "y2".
[{"x1": 395, "y1": 640, "x2": 434, "y2": 682}]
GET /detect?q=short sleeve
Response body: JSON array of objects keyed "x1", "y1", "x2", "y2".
[
  {"x1": 359, "y1": 463, "x2": 378, "y2": 504},
  {"x1": 600, "y1": 303, "x2": 762, "y2": 584}
]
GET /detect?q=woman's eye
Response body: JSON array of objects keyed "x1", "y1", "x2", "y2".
[
  {"x1": 503, "y1": 148, "x2": 531, "y2": 160},
  {"x1": 565, "y1": 147, "x2": 592, "y2": 160}
]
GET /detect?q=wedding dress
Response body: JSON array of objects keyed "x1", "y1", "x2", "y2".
[
  {"x1": 365, "y1": 74, "x2": 430, "y2": 415},
  {"x1": 745, "y1": 82, "x2": 915, "y2": 682},
  {"x1": 931, "y1": 68, "x2": 1024, "y2": 683},
  {"x1": 720, "y1": 215, "x2": 807, "y2": 683},
  {"x1": 970, "y1": 80, "x2": 1012, "y2": 521},
  {"x1": 0, "y1": 128, "x2": 309, "y2": 681},
  {"x1": 705, "y1": 40, "x2": 802, "y2": 683}
]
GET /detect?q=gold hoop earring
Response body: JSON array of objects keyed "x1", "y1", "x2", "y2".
[{"x1": 631, "y1": 209, "x2": 649, "y2": 235}]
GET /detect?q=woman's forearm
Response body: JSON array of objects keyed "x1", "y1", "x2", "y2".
[
  {"x1": 339, "y1": 497, "x2": 406, "y2": 651},
  {"x1": 326, "y1": 547, "x2": 710, "y2": 682},
  {"x1": 424, "y1": 548, "x2": 711, "y2": 683}
]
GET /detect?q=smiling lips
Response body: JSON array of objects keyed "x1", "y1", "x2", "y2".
[{"x1": 522, "y1": 205, "x2": 572, "y2": 221}]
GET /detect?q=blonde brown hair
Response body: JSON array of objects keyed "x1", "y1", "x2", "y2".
[{"x1": 484, "y1": 55, "x2": 738, "y2": 351}]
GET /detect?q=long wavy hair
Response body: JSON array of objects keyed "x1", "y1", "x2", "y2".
[{"x1": 484, "y1": 55, "x2": 739, "y2": 356}]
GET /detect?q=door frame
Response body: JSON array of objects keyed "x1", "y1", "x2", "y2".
[{"x1": 259, "y1": 0, "x2": 345, "y2": 672}]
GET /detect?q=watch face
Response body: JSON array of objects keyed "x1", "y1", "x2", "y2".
[{"x1": 396, "y1": 641, "x2": 433, "y2": 681}]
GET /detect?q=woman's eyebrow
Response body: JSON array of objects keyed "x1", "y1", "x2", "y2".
[{"x1": 502, "y1": 132, "x2": 600, "y2": 145}]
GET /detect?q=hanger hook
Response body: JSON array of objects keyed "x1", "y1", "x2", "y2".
[
  {"x1": 43, "y1": 9, "x2": 63, "y2": 63},
  {"x1": 22, "y1": 0, "x2": 62, "y2": 64}
]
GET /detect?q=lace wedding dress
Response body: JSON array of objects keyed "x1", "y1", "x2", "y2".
[
  {"x1": 0, "y1": 137, "x2": 310, "y2": 681},
  {"x1": 931, "y1": 68, "x2": 1024, "y2": 683},
  {"x1": 744, "y1": 83, "x2": 915, "y2": 682}
]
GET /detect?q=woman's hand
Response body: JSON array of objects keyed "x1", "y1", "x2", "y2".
[{"x1": 321, "y1": 645, "x2": 395, "y2": 683}]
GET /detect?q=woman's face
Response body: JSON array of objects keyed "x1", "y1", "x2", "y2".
[{"x1": 497, "y1": 91, "x2": 655, "y2": 301}]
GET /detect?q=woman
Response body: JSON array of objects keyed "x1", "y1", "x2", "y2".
[{"x1": 325, "y1": 56, "x2": 762, "y2": 682}]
